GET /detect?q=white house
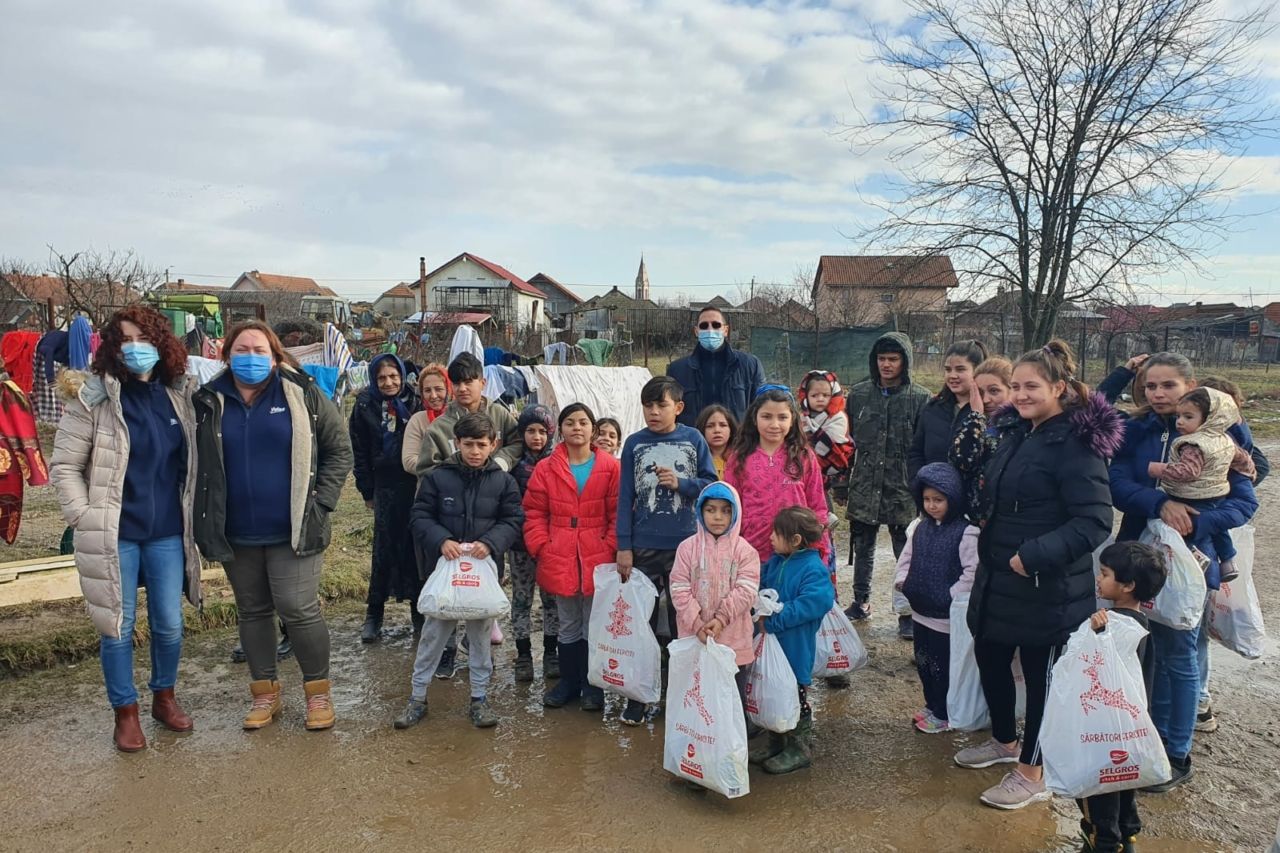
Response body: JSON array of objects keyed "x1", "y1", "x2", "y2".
[
  {"x1": 373, "y1": 283, "x2": 417, "y2": 319},
  {"x1": 412, "y1": 252, "x2": 547, "y2": 338}
]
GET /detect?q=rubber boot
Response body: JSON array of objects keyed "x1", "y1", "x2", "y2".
[
  {"x1": 150, "y1": 688, "x2": 194, "y2": 732},
  {"x1": 749, "y1": 731, "x2": 786, "y2": 765},
  {"x1": 580, "y1": 683, "x2": 605, "y2": 713},
  {"x1": 243, "y1": 680, "x2": 282, "y2": 730},
  {"x1": 543, "y1": 639, "x2": 584, "y2": 708},
  {"x1": 514, "y1": 638, "x2": 535, "y2": 682},
  {"x1": 361, "y1": 608, "x2": 383, "y2": 644},
  {"x1": 113, "y1": 703, "x2": 146, "y2": 753},
  {"x1": 542, "y1": 634, "x2": 560, "y2": 679},
  {"x1": 304, "y1": 679, "x2": 336, "y2": 731},
  {"x1": 793, "y1": 716, "x2": 814, "y2": 749},
  {"x1": 763, "y1": 730, "x2": 812, "y2": 775}
]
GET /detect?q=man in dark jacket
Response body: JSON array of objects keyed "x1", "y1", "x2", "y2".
[
  {"x1": 398, "y1": 413, "x2": 525, "y2": 730},
  {"x1": 843, "y1": 331, "x2": 930, "y2": 637},
  {"x1": 666, "y1": 306, "x2": 766, "y2": 426}
]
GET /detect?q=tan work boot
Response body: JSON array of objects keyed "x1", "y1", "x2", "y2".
[
  {"x1": 243, "y1": 679, "x2": 282, "y2": 730},
  {"x1": 304, "y1": 679, "x2": 335, "y2": 731}
]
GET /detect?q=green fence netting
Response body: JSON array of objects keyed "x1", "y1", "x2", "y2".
[{"x1": 749, "y1": 324, "x2": 895, "y2": 388}]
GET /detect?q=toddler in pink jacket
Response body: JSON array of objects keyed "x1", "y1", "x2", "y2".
[{"x1": 671, "y1": 482, "x2": 761, "y2": 715}]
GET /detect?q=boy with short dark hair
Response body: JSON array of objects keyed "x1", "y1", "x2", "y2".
[
  {"x1": 396, "y1": 413, "x2": 524, "y2": 730},
  {"x1": 415, "y1": 353, "x2": 523, "y2": 476},
  {"x1": 1078, "y1": 541, "x2": 1169, "y2": 852},
  {"x1": 616, "y1": 375, "x2": 717, "y2": 724}
]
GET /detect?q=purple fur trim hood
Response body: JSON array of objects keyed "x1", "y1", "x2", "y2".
[{"x1": 991, "y1": 391, "x2": 1126, "y2": 459}]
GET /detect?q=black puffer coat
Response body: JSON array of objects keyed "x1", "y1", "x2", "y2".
[
  {"x1": 967, "y1": 393, "x2": 1125, "y2": 647},
  {"x1": 411, "y1": 454, "x2": 524, "y2": 581},
  {"x1": 908, "y1": 393, "x2": 972, "y2": 481}
]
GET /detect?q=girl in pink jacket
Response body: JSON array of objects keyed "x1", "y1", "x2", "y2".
[
  {"x1": 671, "y1": 482, "x2": 761, "y2": 715},
  {"x1": 724, "y1": 388, "x2": 829, "y2": 565}
]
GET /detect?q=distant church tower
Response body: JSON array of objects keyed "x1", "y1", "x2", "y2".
[{"x1": 635, "y1": 255, "x2": 650, "y2": 302}]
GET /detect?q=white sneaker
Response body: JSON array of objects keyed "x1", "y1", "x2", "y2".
[{"x1": 979, "y1": 770, "x2": 1051, "y2": 810}]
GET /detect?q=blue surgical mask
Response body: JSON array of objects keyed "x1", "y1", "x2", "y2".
[
  {"x1": 698, "y1": 330, "x2": 725, "y2": 351},
  {"x1": 229, "y1": 353, "x2": 273, "y2": 385},
  {"x1": 120, "y1": 342, "x2": 160, "y2": 376}
]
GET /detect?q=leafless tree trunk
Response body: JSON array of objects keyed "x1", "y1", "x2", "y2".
[{"x1": 844, "y1": 0, "x2": 1273, "y2": 348}]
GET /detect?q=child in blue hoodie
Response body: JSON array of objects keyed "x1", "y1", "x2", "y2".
[{"x1": 750, "y1": 506, "x2": 835, "y2": 775}]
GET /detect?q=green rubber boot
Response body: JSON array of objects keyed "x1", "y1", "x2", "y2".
[
  {"x1": 748, "y1": 731, "x2": 785, "y2": 765},
  {"x1": 794, "y1": 716, "x2": 814, "y2": 748},
  {"x1": 762, "y1": 731, "x2": 812, "y2": 775}
]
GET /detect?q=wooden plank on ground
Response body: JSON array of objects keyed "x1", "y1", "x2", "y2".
[
  {"x1": 0, "y1": 555, "x2": 77, "y2": 584},
  {"x1": 0, "y1": 563, "x2": 226, "y2": 608}
]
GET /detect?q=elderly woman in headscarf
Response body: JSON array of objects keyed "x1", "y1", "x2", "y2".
[{"x1": 350, "y1": 352, "x2": 423, "y2": 643}]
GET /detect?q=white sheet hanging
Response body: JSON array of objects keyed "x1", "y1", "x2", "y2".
[
  {"x1": 449, "y1": 325, "x2": 484, "y2": 366},
  {"x1": 529, "y1": 365, "x2": 653, "y2": 441}
]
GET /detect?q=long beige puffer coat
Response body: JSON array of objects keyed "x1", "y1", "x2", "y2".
[{"x1": 50, "y1": 371, "x2": 202, "y2": 639}]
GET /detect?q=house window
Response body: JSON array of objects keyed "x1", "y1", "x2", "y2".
[{"x1": 880, "y1": 292, "x2": 895, "y2": 304}]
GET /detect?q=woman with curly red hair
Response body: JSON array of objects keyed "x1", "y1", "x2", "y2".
[{"x1": 50, "y1": 305, "x2": 202, "y2": 753}]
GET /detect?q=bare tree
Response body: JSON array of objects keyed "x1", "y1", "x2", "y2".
[
  {"x1": 47, "y1": 246, "x2": 161, "y2": 326},
  {"x1": 0, "y1": 257, "x2": 44, "y2": 329},
  {"x1": 845, "y1": 0, "x2": 1274, "y2": 348}
]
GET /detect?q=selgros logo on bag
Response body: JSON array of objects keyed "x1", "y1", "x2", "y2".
[
  {"x1": 451, "y1": 560, "x2": 481, "y2": 588},
  {"x1": 1110, "y1": 750, "x2": 1129, "y2": 765},
  {"x1": 603, "y1": 657, "x2": 625, "y2": 687},
  {"x1": 680, "y1": 742, "x2": 704, "y2": 779}
]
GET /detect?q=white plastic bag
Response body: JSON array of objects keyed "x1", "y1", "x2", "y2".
[
  {"x1": 812, "y1": 605, "x2": 868, "y2": 678},
  {"x1": 745, "y1": 632, "x2": 801, "y2": 733},
  {"x1": 663, "y1": 637, "x2": 750, "y2": 798},
  {"x1": 1041, "y1": 616, "x2": 1171, "y2": 798},
  {"x1": 1139, "y1": 519, "x2": 1207, "y2": 631},
  {"x1": 417, "y1": 554, "x2": 509, "y2": 620},
  {"x1": 587, "y1": 564, "x2": 662, "y2": 703},
  {"x1": 1206, "y1": 526, "x2": 1267, "y2": 659},
  {"x1": 946, "y1": 591, "x2": 1027, "y2": 731}
]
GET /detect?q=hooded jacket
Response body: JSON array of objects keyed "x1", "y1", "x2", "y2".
[
  {"x1": 411, "y1": 453, "x2": 524, "y2": 581},
  {"x1": 1153, "y1": 388, "x2": 1241, "y2": 501},
  {"x1": 50, "y1": 370, "x2": 202, "y2": 639},
  {"x1": 666, "y1": 340, "x2": 766, "y2": 427},
  {"x1": 670, "y1": 482, "x2": 762, "y2": 666},
  {"x1": 797, "y1": 369, "x2": 853, "y2": 475},
  {"x1": 760, "y1": 546, "x2": 835, "y2": 687},
  {"x1": 968, "y1": 392, "x2": 1125, "y2": 647},
  {"x1": 845, "y1": 332, "x2": 931, "y2": 526},
  {"x1": 522, "y1": 445, "x2": 620, "y2": 597},
  {"x1": 895, "y1": 462, "x2": 979, "y2": 624},
  {"x1": 349, "y1": 353, "x2": 421, "y2": 501},
  {"x1": 192, "y1": 364, "x2": 353, "y2": 562},
  {"x1": 414, "y1": 398, "x2": 523, "y2": 477}
]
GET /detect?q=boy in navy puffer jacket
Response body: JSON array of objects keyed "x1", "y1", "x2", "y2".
[{"x1": 894, "y1": 462, "x2": 979, "y2": 733}]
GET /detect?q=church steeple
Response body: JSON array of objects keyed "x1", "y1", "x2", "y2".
[{"x1": 635, "y1": 254, "x2": 650, "y2": 302}]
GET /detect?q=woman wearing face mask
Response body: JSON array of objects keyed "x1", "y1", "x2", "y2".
[
  {"x1": 51, "y1": 306, "x2": 201, "y2": 752},
  {"x1": 350, "y1": 353, "x2": 422, "y2": 643},
  {"x1": 193, "y1": 321, "x2": 352, "y2": 732}
]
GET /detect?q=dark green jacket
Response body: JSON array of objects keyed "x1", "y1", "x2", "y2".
[
  {"x1": 844, "y1": 331, "x2": 931, "y2": 527},
  {"x1": 192, "y1": 365, "x2": 353, "y2": 562}
]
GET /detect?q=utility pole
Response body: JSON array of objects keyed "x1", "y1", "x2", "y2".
[{"x1": 418, "y1": 256, "x2": 427, "y2": 352}]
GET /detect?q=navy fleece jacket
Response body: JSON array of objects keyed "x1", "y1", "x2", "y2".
[
  {"x1": 214, "y1": 371, "x2": 293, "y2": 545},
  {"x1": 119, "y1": 378, "x2": 186, "y2": 541}
]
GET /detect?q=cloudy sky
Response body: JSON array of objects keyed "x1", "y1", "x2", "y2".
[{"x1": 2, "y1": 0, "x2": 1278, "y2": 305}]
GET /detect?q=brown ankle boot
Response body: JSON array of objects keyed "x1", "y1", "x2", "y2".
[
  {"x1": 304, "y1": 679, "x2": 335, "y2": 731},
  {"x1": 244, "y1": 680, "x2": 282, "y2": 730},
  {"x1": 113, "y1": 703, "x2": 146, "y2": 752},
  {"x1": 151, "y1": 688, "x2": 194, "y2": 732}
]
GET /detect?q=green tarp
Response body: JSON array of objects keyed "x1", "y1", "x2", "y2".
[{"x1": 748, "y1": 324, "x2": 895, "y2": 388}]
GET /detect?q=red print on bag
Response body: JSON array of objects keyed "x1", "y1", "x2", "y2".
[
  {"x1": 608, "y1": 658, "x2": 619, "y2": 670},
  {"x1": 683, "y1": 670, "x2": 714, "y2": 726},
  {"x1": 687, "y1": 743, "x2": 696, "y2": 759},
  {"x1": 1078, "y1": 651, "x2": 1142, "y2": 720},
  {"x1": 833, "y1": 640, "x2": 842, "y2": 654},
  {"x1": 605, "y1": 594, "x2": 633, "y2": 640},
  {"x1": 459, "y1": 561, "x2": 473, "y2": 572},
  {"x1": 1110, "y1": 749, "x2": 1129, "y2": 765}
]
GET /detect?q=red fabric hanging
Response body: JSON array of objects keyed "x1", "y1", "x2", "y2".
[
  {"x1": 0, "y1": 331, "x2": 41, "y2": 395},
  {"x1": 0, "y1": 380, "x2": 50, "y2": 544}
]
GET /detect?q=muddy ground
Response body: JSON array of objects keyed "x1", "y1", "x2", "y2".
[{"x1": 1, "y1": 461, "x2": 1278, "y2": 852}]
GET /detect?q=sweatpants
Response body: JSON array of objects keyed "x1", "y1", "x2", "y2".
[
  {"x1": 974, "y1": 639, "x2": 1062, "y2": 766},
  {"x1": 848, "y1": 521, "x2": 908, "y2": 606},
  {"x1": 556, "y1": 594, "x2": 593, "y2": 644},
  {"x1": 509, "y1": 551, "x2": 558, "y2": 642},
  {"x1": 224, "y1": 544, "x2": 329, "y2": 682},
  {"x1": 913, "y1": 621, "x2": 950, "y2": 721},
  {"x1": 632, "y1": 548, "x2": 678, "y2": 641},
  {"x1": 410, "y1": 617, "x2": 493, "y2": 701},
  {"x1": 1077, "y1": 791, "x2": 1141, "y2": 850}
]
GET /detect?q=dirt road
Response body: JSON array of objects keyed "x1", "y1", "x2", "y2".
[{"x1": 1, "y1": 468, "x2": 1277, "y2": 851}]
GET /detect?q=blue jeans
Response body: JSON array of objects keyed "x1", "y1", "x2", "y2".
[
  {"x1": 1197, "y1": 609, "x2": 1211, "y2": 708},
  {"x1": 1148, "y1": 619, "x2": 1201, "y2": 760},
  {"x1": 100, "y1": 537, "x2": 186, "y2": 708}
]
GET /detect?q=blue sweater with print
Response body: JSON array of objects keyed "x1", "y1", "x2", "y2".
[
  {"x1": 119, "y1": 379, "x2": 186, "y2": 542},
  {"x1": 761, "y1": 548, "x2": 835, "y2": 687},
  {"x1": 215, "y1": 372, "x2": 294, "y2": 545},
  {"x1": 616, "y1": 425, "x2": 717, "y2": 551}
]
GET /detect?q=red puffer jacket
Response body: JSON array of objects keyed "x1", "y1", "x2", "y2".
[{"x1": 523, "y1": 445, "x2": 619, "y2": 597}]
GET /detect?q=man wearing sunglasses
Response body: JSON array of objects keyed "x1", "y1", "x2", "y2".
[{"x1": 666, "y1": 306, "x2": 766, "y2": 428}]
